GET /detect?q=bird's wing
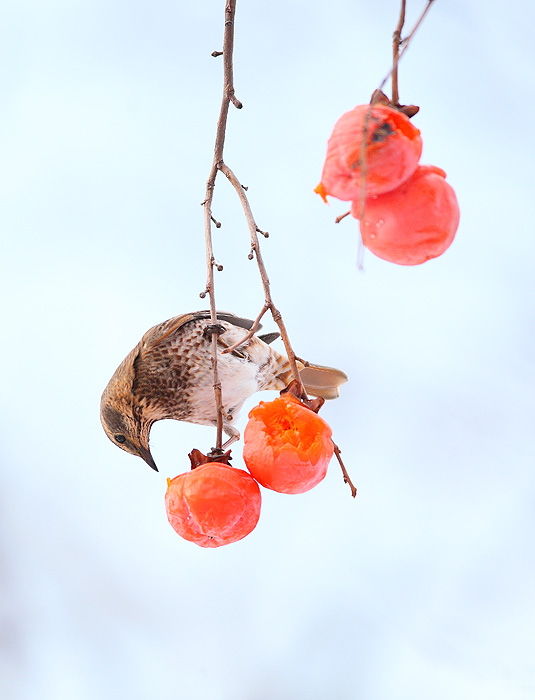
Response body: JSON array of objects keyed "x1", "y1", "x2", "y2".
[
  {"x1": 140, "y1": 311, "x2": 259, "y2": 353},
  {"x1": 257, "y1": 332, "x2": 280, "y2": 345},
  {"x1": 214, "y1": 312, "x2": 258, "y2": 331},
  {"x1": 140, "y1": 312, "x2": 202, "y2": 352}
]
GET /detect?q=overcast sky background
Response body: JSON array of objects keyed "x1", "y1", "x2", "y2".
[{"x1": 1, "y1": 1, "x2": 534, "y2": 698}]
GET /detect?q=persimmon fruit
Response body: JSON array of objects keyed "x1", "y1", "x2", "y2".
[
  {"x1": 243, "y1": 394, "x2": 334, "y2": 494},
  {"x1": 316, "y1": 103, "x2": 422, "y2": 203},
  {"x1": 353, "y1": 164, "x2": 460, "y2": 265},
  {"x1": 165, "y1": 463, "x2": 261, "y2": 547}
]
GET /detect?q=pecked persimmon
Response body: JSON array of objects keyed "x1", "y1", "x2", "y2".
[
  {"x1": 243, "y1": 394, "x2": 334, "y2": 494},
  {"x1": 316, "y1": 103, "x2": 422, "y2": 203},
  {"x1": 165, "y1": 463, "x2": 261, "y2": 547},
  {"x1": 353, "y1": 164, "x2": 460, "y2": 265}
]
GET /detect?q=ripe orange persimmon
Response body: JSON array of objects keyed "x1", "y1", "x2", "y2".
[
  {"x1": 353, "y1": 164, "x2": 460, "y2": 265},
  {"x1": 165, "y1": 463, "x2": 261, "y2": 547},
  {"x1": 243, "y1": 394, "x2": 334, "y2": 494},
  {"x1": 316, "y1": 104, "x2": 422, "y2": 203}
]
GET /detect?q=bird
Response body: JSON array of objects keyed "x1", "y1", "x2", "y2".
[{"x1": 100, "y1": 310, "x2": 348, "y2": 471}]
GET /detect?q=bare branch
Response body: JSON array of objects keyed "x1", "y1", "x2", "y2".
[
  {"x1": 335, "y1": 210, "x2": 351, "y2": 224},
  {"x1": 401, "y1": 0, "x2": 436, "y2": 53},
  {"x1": 391, "y1": 0, "x2": 406, "y2": 106},
  {"x1": 376, "y1": 0, "x2": 436, "y2": 98},
  {"x1": 218, "y1": 160, "x2": 307, "y2": 397},
  {"x1": 333, "y1": 442, "x2": 357, "y2": 498},
  {"x1": 202, "y1": 0, "x2": 240, "y2": 451},
  {"x1": 221, "y1": 302, "x2": 270, "y2": 354}
]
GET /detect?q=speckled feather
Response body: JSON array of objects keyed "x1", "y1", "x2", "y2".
[{"x1": 132, "y1": 315, "x2": 290, "y2": 432}]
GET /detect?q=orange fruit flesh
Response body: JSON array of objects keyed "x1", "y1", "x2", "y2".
[{"x1": 243, "y1": 396, "x2": 334, "y2": 494}]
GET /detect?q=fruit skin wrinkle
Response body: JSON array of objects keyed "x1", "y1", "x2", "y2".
[
  {"x1": 165, "y1": 463, "x2": 262, "y2": 548},
  {"x1": 316, "y1": 104, "x2": 423, "y2": 203}
]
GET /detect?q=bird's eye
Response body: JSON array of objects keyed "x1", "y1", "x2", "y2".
[{"x1": 114, "y1": 434, "x2": 126, "y2": 444}]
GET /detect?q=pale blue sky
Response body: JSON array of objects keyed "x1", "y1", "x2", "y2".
[{"x1": 1, "y1": 1, "x2": 534, "y2": 699}]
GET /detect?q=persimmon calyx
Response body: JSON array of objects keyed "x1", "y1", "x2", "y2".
[
  {"x1": 370, "y1": 89, "x2": 419, "y2": 118},
  {"x1": 188, "y1": 448, "x2": 233, "y2": 469},
  {"x1": 280, "y1": 379, "x2": 326, "y2": 414}
]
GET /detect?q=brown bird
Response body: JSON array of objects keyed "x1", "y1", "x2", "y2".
[{"x1": 100, "y1": 310, "x2": 348, "y2": 471}]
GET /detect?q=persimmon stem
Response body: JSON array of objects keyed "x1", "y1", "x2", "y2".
[{"x1": 391, "y1": 0, "x2": 406, "y2": 106}]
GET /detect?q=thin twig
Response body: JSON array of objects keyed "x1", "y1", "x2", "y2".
[
  {"x1": 335, "y1": 210, "x2": 351, "y2": 224},
  {"x1": 376, "y1": 0, "x2": 436, "y2": 98},
  {"x1": 391, "y1": 0, "x2": 406, "y2": 106},
  {"x1": 333, "y1": 442, "x2": 357, "y2": 498},
  {"x1": 221, "y1": 302, "x2": 270, "y2": 354},
  {"x1": 218, "y1": 162, "x2": 306, "y2": 396},
  {"x1": 356, "y1": 102, "x2": 374, "y2": 236},
  {"x1": 202, "y1": 0, "x2": 242, "y2": 451}
]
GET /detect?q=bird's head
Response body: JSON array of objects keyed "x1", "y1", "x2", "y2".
[{"x1": 100, "y1": 350, "x2": 158, "y2": 472}]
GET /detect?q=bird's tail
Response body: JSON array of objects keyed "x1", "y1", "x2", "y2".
[
  {"x1": 298, "y1": 363, "x2": 348, "y2": 400},
  {"x1": 268, "y1": 360, "x2": 348, "y2": 400}
]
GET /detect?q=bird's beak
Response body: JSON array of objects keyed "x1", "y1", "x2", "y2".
[{"x1": 136, "y1": 443, "x2": 158, "y2": 472}]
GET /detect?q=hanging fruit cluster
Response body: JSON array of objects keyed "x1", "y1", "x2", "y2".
[
  {"x1": 315, "y1": 97, "x2": 460, "y2": 265},
  {"x1": 165, "y1": 391, "x2": 335, "y2": 547}
]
